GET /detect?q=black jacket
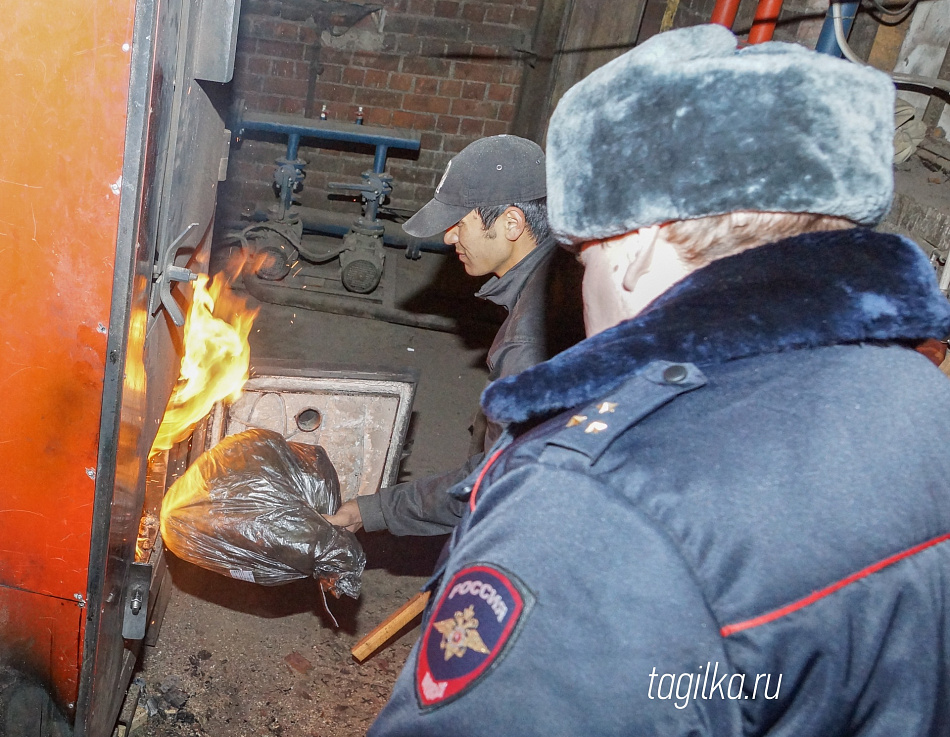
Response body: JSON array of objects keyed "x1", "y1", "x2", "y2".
[{"x1": 357, "y1": 237, "x2": 583, "y2": 535}]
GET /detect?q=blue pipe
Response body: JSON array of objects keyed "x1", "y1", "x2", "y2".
[
  {"x1": 815, "y1": 1, "x2": 858, "y2": 57},
  {"x1": 373, "y1": 145, "x2": 389, "y2": 174},
  {"x1": 236, "y1": 105, "x2": 423, "y2": 240},
  {"x1": 286, "y1": 133, "x2": 301, "y2": 161},
  {"x1": 239, "y1": 110, "x2": 420, "y2": 153}
]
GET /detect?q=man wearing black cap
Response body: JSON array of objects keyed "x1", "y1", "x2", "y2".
[
  {"x1": 326, "y1": 135, "x2": 582, "y2": 535},
  {"x1": 367, "y1": 25, "x2": 950, "y2": 737}
]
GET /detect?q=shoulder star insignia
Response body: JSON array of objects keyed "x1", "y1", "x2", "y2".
[
  {"x1": 566, "y1": 415, "x2": 587, "y2": 427},
  {"x1": 597, "y1": 402, "x2": 617, "y2": 414},
  {"x1": 585, "y1": 421, "x2": 608, "y2": 434},
  {"x1": 433, "y1": 605, "x2": 491, "y2": 661}
]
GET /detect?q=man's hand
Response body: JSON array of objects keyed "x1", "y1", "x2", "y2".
[{"x1": 324, "y1": 499, "x2": 363, "y2": 533}]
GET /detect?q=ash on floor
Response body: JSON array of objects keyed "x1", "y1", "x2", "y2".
[{"x1": 137, "y1": 537, "x2": 445, "y2": 737}]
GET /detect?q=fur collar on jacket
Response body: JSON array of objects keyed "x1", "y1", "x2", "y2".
[{"x1": 482, "y1": 229, "x2": 950, "y2": 425}]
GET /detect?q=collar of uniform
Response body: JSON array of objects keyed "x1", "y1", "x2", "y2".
[
  {"x1": 475, "y1": 234, "x2": 557, "y2": 311},
  {"x1": 483, "y1": 229, "x2": 950, "y2": 425}
]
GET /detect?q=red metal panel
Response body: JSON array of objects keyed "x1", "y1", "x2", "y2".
[
  {"x1": 0, "y1": 587, "x2": 84, "y2": 716},
  {"x1": 0, "y1": 2, "x2": 137, "y2": 599}
]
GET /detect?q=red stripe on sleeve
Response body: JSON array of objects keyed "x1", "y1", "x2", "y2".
[
  {"x1": 721, "y1": 531, "x2": 950, "y2": 637},
  {"x1": 468, "y1": 448, "x2": 505, "y2": 512}
]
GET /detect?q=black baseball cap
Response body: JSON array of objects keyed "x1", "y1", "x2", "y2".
[{"x1": 403, "y1": 135, "x2": 546, "y2": 238}]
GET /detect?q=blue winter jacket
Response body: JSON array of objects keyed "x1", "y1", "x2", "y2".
[{"x1": 369, "y1": 229, "x2": 950, "y2": 737}]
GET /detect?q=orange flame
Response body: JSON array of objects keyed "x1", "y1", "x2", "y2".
[{"x1": 150, "y1": 272, "x2": 258, "y2": 455}]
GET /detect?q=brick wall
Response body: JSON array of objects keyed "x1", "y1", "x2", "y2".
[{"x1": 219, "y1": 0, "x2": 541, "y2": 223}]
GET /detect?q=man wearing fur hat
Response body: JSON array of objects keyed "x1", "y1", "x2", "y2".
[{"x1": 368, "y1": 25, "x2": 950, "y2": 737}]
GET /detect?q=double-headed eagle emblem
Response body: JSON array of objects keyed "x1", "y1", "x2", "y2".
[{"x1": 433, "y1": 605, "x2": 490, "y2": 661}]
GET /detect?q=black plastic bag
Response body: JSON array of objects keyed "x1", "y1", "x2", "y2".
[{"x1": 160, "y1": 428, "x2": 364, "y2": 597}]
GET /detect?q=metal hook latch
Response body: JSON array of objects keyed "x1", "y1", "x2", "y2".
[
  {"x1": 151, "y1": 222, "x2": 200, "y2": 326},
  {"x1": 122, "y1": 561, "x2": 153, "y2": 640}
]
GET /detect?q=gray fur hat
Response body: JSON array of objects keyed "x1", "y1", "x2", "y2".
[{"x1": 546, "y1": 24, "x2": 896, "y2": 247}]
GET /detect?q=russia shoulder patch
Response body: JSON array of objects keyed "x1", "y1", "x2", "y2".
[{"x1": 416, "y1": 564, "x2": 532, "y2": 709}]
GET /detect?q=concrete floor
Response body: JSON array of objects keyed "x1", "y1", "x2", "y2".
[{"x1": 137, "y1": 247, "x2": 499, "y2": 737}]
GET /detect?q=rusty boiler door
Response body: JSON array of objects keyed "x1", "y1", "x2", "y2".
[{"x1": 0, "y1": 0, "x2": 240, "y2": 735}]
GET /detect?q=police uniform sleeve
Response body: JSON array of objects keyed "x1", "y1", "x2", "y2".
[{"x1": 368, "y1": 463, "x2": 743, "y2": 736}]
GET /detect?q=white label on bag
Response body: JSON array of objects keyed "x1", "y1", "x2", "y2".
[{"x1": 229, "y1": 568, "x2": 255, "y2": 583}]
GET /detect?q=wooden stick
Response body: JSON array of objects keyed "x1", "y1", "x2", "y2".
[{"x1": 351, "y1": 590, "x2": 431, "y2": 662}]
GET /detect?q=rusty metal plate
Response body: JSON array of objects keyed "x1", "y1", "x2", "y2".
[{"x1": 0, "y1": 586, "x2": 84, "y2": 720}]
